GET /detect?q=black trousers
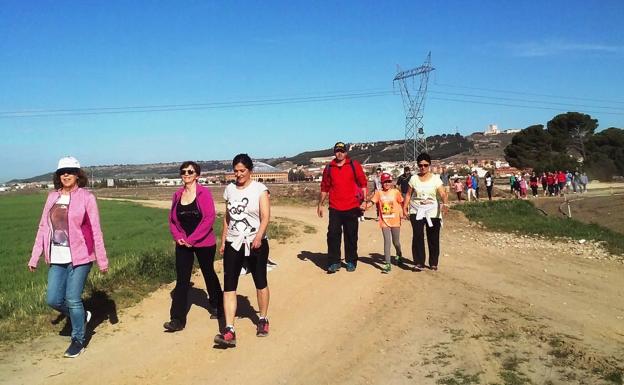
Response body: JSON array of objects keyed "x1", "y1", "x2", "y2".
[
  {"x1": 327, "y1": 208, "x2": 360, "y2": 266},
  {"x1": 170, "y1": 244, "x2": 222, "y2": 325},
  {"x1": 409, "y1": 215, "x2": 442, "y2": 267},
  {"x1": 486, "y1": 185, "x2": 493, "y2": 200},
  {"x1": 223, "y1": 239, "x2": 269, "y2": 292}
]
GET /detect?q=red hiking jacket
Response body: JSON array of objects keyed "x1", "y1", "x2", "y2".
[{"x1": 320, "y1": 157, "x2": 368, "y2": 211}]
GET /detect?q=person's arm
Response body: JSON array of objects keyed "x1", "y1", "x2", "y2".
[
  {"x1": 403, "y1": 186, "x2": 413, "y2": 218},
  {"x1": 318, "y1": 166, "x2": 330, "y2": 217},
  {"x1": 317, "y1": 191, "x2": 328, "y2": 218},
  {"x1": 437, "y1": 184, "x2": 449, "y2": 215},
  {"x1": 354, "y1": 162, "x2": 368, "y2": 201},
  {"x1": 85, "y1": 192, "x2": 109, "y2": 273},
  {"x1": 169, "y1": 191, "x2": 189, "y2": 246},
  {"x1": 252, "y1": 191, "x2": 270, "y2": 249},
  {"x1": 220, "y1": 203, "x2": 229, "y2": 255},
  {"x1": 28, "y1": 194, "x2": 52, "y2": 271}
]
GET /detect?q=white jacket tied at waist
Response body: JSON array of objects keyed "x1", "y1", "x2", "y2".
[
  {"x1": 414, "y1": 202, "x2": 439, "y2": 227},
  {"x1": 228, "y1": 232, "x2": 256, "y2": 256}
]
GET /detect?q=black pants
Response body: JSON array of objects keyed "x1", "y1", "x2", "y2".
[
  {"x1": 409, "y1": 215, "x2": 441, "y2": 267},
  {"x1": 327, "y1": 207, "x2": 360, "y2": 266},
  {"x1": 223, "y1": 239, "x2": 269, "y2": 292},
  {"x1": 486, "y1": 185, "x2": 493, "y2": 200},
  {"x1": 531, "y1": 186, "x2": 538, "y2": 196},
  {"x1": 170, "y1": 244, "x2": 222, "y2": 325}
]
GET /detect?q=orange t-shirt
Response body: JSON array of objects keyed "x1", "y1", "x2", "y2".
[{"x1": 371, "y1": 188, "x2": 404, "y2": 228}]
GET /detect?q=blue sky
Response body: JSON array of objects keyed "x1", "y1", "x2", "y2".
[{"x1": 1, "y1": 0, "x2": 623, "y2": 182}]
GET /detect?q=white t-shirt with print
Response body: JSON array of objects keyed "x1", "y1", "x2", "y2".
[
  {"x1": 49, "y1": 194, "x2": 72, "y2": 264},
  {"x1": 408, "y1": 174, "x2": 443, "y2": 218},
  {"x1": 223, "y1": 181, "x2": 268, "y2": 252}
]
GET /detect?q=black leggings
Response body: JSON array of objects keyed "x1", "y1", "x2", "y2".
[
  {"x1": 409, "y1": 215, "x2": 442, "y2": 267},
  {"x1": 223, "y1": 239, "x2": 269, "y2": 292},
  {"x1": 170, "y1": 244, "x2": 222, "y2": 324}
]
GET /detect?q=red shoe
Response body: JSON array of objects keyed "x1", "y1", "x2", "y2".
[
  {"x1": 214, "y1": 327, "x2": 236, "y2": 347},
  {"x1": 256, "y1": 318, "x2": 269, "y2": 337}
]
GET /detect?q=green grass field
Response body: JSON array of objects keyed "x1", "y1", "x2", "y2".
[
  {"x1": 0, "y1": 193, "x2": 222, "y2": 343},
  {"x1": 454, "y1": 200, "x2": 624, "y2": 256}
]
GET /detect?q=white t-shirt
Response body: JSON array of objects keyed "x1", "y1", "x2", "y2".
[
  {"x1": 223, "y1": 181, "x2": 268, "y2": 253},
  {"x1": 408, "y1": 173, "x2": 443, "y2": 218},
  {"x1": 49, "y1": 194, "x2": 72, "y2": 264}
]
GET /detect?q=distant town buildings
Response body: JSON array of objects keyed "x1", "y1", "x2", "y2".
[{"x1": 484, "y1": 124, "x2": 499, "y2": 135}]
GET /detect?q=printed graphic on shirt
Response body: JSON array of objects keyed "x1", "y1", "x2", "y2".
[
  {"x1": 381, "y1": 201, "x2": 393, "y2": 217},
  {"x1": 227, "y1": 197, "x2": 257, "y2": 236},
  {"x1": 50, "y1": 203, "x2": 70, "y2": 246}
]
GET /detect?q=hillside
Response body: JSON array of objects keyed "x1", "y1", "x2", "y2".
[
  {"x1": 270, "y1": 133, "x2": 476, "y2": 166},
  {"x1": 14, "y1": 133, "x2": 514, "y2": 182}
]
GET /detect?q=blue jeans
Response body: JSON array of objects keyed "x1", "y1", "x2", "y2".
[{"x1": 46, "y1": 262, "x2": 92, "y2": 344}]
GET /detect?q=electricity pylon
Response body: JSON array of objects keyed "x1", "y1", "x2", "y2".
[{"x1": 393, "y1": 52, "x2": 435, "y2": 162}]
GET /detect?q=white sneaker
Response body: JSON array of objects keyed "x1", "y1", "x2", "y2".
[{"x1": 85, "y1": 310, "x2": 92, "y2": 324}]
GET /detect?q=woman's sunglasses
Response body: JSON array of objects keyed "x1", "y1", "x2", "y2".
[
  {"x1": 180, "y1": 169, "x2": 196, "y2": 175},
  {"x1": 56, "y1": 168, "x2": 79, "y2": 176},
  {"x1": 417, "y1": 163, "x2": 430, "y2": 168}
]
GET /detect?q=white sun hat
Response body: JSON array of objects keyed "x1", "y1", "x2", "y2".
[{"x1": 57, "y1": 156, "x2": 81, "y2": 170}]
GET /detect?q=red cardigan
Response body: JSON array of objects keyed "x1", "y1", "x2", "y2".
[{"x1": 169, "y1": 183, "x2": 217, "y2": 247}]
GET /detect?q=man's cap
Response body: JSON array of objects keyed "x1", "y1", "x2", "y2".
[
  {"x1": 57, "y1": 156, "x2": 81, "y2": 170},
  {"x1": 381, "y1": 172, "x2": 392, "y2": 183},
  {"x1": 333, "y1": 142, "x2": 347, "y2": 152}
]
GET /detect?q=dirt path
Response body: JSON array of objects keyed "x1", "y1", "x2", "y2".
[{"x1": 2, "y1": 201, "x2": 623, "y2": 384}]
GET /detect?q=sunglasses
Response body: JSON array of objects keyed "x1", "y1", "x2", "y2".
[
  {"x1": 383, "y1": 180, "x2": 393, "y2": 184},
  {"x1": 334, "y1": 149, "x2": 346, "y2": 153},
  {"x1": 56, "y1": 168, "x2": 79, "y2": 176},
  {"x1": 180, "y1": 169, "x2": 196, "y2": 175},
  {"x1": 417, "y1": 163, "x2": 430, "y2": 168}
]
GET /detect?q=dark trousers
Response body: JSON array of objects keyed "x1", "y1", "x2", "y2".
[
  {"x1": 327, "y1": 208, "x2": 360, "y2": 266},
  {"x1": 170, "y1": 244, "x2": 222, "y2": 324},
  {"x1": 409, "y1": 215, "x2": 441, "y2": 267},
  {"x1": 486, "y1": 185, "x2": 493, "y2": 200}
]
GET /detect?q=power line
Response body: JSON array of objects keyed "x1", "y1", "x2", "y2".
[
  {"x1": 0, "y1": 90, "x2": 396, "y2": 118},
  {"x1": 429, "y1": 90, "x2": 624, "y2": 111},
  {"x1": 433, "y1": 81, "x2": 624, "y2": 105},
  {"x1": 2, "y1": 84, "x2": 623, "y2": 119},
  {"x1": 429, "y1": 96, "x2": 624, "y2": 116}
]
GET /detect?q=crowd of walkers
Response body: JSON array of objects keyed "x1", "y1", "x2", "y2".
[
  {"x1": 509, "y1": 170, "x2": 589, "y2": 199},
  {"x1": 36, "y1": 146, "x2": 589, "y2": 357}
]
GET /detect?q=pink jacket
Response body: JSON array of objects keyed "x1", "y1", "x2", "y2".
[
  {"x1": 29, "y1": 188, "x2": 108, "y2": 271},
  {"x1": 169, "y1": 183, "x2": 217, "y2": 247}
]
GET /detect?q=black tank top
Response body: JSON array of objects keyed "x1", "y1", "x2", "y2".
[{"x1": 177, "y1": 199, "x2": 202, "y2": 236}]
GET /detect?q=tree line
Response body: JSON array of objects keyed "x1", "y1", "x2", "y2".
[{"x1": 504, "y1": 112, "x2": 624, "y2": 180}]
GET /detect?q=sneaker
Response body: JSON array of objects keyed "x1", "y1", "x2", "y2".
[
  {"x1": 394, "y1": 256, "x2": 403, "y2": 266},
  {"x1": 63, "y1": 338, "x2": 84, "y2": 358},
  {"x1": 214, "y1": 327, "x2": 236, "y2": 347},
  {"x1": 163, "y1": 319, "x2": 185, "y2": 332},
  {"x1": 256, "y1": 318, "x2": 269, "y2": 337},
  {"x1": 413, "y1": 264, "x2": 424, "y2": 272},
  {"x1": 327, "y1": 263, "x2": 341, "y2": 274},
  {"x1": 85, "y1": 310, "x2": 92, "y2": 324},
  {"x1": 381, "y1": 263, "x2": 391, "y2": 274},
  {"x1": 346, "y1": 262, "x2": 356, "y2": 272}
]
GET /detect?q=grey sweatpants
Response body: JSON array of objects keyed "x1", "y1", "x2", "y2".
[{"x1": 381, "y1": 227, "x2": 402, "y2": 263}]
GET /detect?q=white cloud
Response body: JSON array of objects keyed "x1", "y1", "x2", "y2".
[{"x1": 506, "y1": 39, "x2": 624, "y2": 57}]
